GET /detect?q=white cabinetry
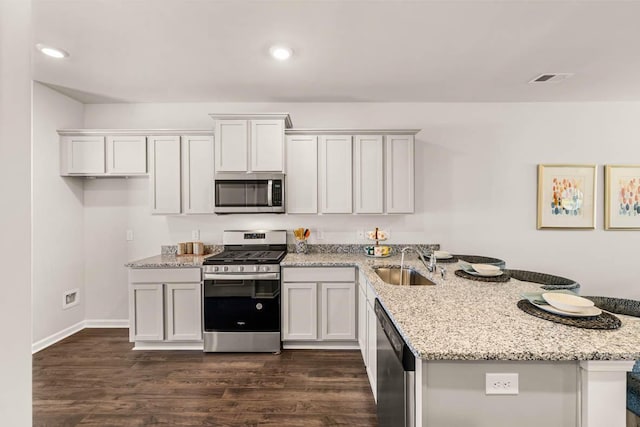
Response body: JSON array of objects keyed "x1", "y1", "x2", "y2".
[
  {"x1": 285, "y1": 135, "x2": 318, "y2": 214},
  {"x1": 181, "y1": 135, "x2": 214, "y2": 214},
  {"x1": 61, "y1": 135, "x2": 106, "y2": 175},
  {"x1": 149, "y1": 135, "x2": 182, "y2": 215},
  {"x1": 148, "y1": 134, "x2": 214, "y2": 215},
  {"x1": 282, "y1": 282, "x2": 318, "y2": 340},
  {"x1": 354, "y1": 135, "x2": 383, "y2": 214},
  {"x1": 319, "y1": 135, "x2": 353, "y2": 213},
  {"x1": 282, "y1": 267, "x2": 357, "y2": 347},
  {"x1": 211, "y1": 114, "x2": 292, "y2": 173},
  {"x1": 251, "y1": 120, "x2": 284, "y2": 172},
  {"x1": 358, "y1": 269, "x2": 377, "y2": 400},
  {"x1": 214, "y1": 120, "x2": 248, "y2": 172},
  {"x1": 60, "y1": 133, "x2": 149, "y2": 176},
  {"x1": 106, "y1": 136, "x2": 147, "y2": 174},
  {"x1": 128, "y1": 268, "x2": 202, "y2": 348},
  {"x1": 386, "y1": 134, "x2": 415, "y2": 213}
]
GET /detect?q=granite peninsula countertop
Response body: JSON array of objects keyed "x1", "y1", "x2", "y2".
[{"x1": 126, "y1": 251, "x2": 640, "y2": 362}]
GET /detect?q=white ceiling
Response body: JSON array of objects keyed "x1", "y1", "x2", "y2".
[{"x1": 32, "y1": 0, "x2": 640, "y2": 103}]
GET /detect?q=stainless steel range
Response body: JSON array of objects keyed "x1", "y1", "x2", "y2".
[{"x1": 202, "y1": 230, "x2": 287, "y2": 353}]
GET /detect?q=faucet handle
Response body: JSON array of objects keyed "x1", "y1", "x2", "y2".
[{"x1": 440, "y1": 267, "x2": 447, "y2": 279}]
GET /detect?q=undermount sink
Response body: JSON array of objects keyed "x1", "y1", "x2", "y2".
[{"x1": 374, "y1": 267, "x2": 436, "y2": 286}]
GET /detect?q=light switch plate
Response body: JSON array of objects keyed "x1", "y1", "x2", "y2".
[{"x1": 126, "y1": 230, "x2": 134, "y2": 241}]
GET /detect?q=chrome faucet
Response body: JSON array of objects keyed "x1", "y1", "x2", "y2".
[{"x1": 400, "y1": 247, "x2": 431, "y2": 283}]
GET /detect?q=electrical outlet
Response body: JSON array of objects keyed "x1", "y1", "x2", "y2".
[
  {"x1": 485, "y1": 373, "x2": 519, "y2": 395},
  {"x1": 126, "y1": 229, "x2": 134, "y2": 241},
  {"x1": 316, "y1": 229, "x2": 325, "y2": 240},
  {"x1": 62, "y1": 289, "x2": 79, "y2": 310},
  {"x1": 192, "y1": 230, "x2": 200, "y2": 241}
]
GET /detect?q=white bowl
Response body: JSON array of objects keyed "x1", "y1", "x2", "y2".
[
  {"x1": 542, "y1": 292, "x2": 594, "y2": 313},
  {"x1": 471, "y1": 263, "x2": 501, "y2": 275}
]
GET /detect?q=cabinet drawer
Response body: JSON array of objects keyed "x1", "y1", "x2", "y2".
[
  {"x1": 283, "y1": 267, "x2": 355, "y2": 283},
  {"x1": 129, "y1": 268, "x2": 201, "y2": 284}
]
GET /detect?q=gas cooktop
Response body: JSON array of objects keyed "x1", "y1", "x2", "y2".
[{"x1": 203, "y1": 250, "x2": 286, "y2": 265}]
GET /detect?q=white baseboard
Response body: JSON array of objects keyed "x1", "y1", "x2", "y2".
[
  {"x1": 32, "y1": 319, "x2": 130, "y2": 353},
  {"x1": 32, "y1": 320, "x2": 85, "y2": 354},
  {"x1": 84, "y1": 319, "x2": 129, "y2": 328},
  {"x1": 133, "y1": 341, "x2": 204, "y2": 351}
]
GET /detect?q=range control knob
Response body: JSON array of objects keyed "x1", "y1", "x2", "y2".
[
  {"x1": 261, "y1": 266, "x2": 269, "y2": 272},
  {"x1": 254, "y1": 266, "x2": 260, "y2": 272},
  {"x1": 213, "y1": 266, "x2": 219, "y2": 272},
  {"x1": 223, "y1": 266, "x2": 229, "y2": 272},
  {"x1": 238, "y1": 266, "x2": 244, "y2": 272}
]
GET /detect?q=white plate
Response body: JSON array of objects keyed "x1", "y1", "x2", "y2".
[
  {"x1": 465, "y1": 269, "x2": 503, "y2": 277},
  {"x1": 533, "y1": 302, "x2": 601, "y2": 318},
  {"x1": 542, "y1": 292, "x2": 595, "y2": 313}
]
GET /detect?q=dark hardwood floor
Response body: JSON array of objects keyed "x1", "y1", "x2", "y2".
[{"x1": 33, "y1": 329, "x2": 377, "y2": 426}]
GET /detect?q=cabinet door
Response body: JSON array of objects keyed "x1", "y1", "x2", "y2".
[
  {"x1": 285, "y1": 135, "x2": 318, "y2": 213},
  {"x1": 385, "y1": 135, "x2": 414, "y2": 213},
  {"x1": 320, "y1": 282, "x2": 356, "y2": 341},
  {"x1": 129, "y1": 284, "x2": 164, "y2": 341},
  {"x1": 214, "y1": 120, "x2": 247, "y2": 172},
  {"x1": 319, "y1": 135, "x2": 353, "y2": 213},
  {"x1": 165, "y1": 283, "x2": 202, "y2": 341},
  {"x1": 106, "y1": 136, "x2": 147, "y2": 175},
  {"x1": 181, "y1": 135, "x2": 214, "y2": 214},
  {"x1": 282, "y1": 283, "x2": 318, "y2": 341},
  {"x1": 354, "y1": 135, "x2": 383, "y2": 213},
  {"x1": 250, "y1": 119, "x2": 284, "y2": 172},
  {"x1": 358, "y1": 283, "x2": 367, "y2": 364},
  {"x1": 148, "y1": 136, "x2": 181, "y2": 215},
  {"x1": 367, "y1": 301, "x2": 377, "y2": 400},
  {"x1": 64, "y1": 136, "x2": 105, "y2": 174}
]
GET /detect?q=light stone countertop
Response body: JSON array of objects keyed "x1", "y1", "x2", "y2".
[
  {"x1": 125, "y1": 251, "x2": 640, "y2": 361},
  {"x1": 282, "y1": 252, "x2": 640, "y2": 362}
]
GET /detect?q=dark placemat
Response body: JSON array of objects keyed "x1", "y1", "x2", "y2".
[
  {"x1": 517, "y1": 299, "x2": 621, "y2": 330},
  {"x1": 456, "y1": 255, "x2": 506, "y2": 269},
  {"x1": 425, "y1": 255, "x2": 458, "y2": 264},
  {"x1": 506, "y1": 270, "x2": 577, "y2": 287},
  {"x1": 455, "y1": 269, "x2": 511, "y2": 283},
  {"x1": 582, "y1": 296, "x2": 640, "y2": 318}
]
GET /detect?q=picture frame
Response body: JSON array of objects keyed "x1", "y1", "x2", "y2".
[
  {"x1": 604, "y1": 164, "x2": 640, "y2": 230},
  {"x1": 537, "y1": 164, "x2": 597, "y2": 229}
]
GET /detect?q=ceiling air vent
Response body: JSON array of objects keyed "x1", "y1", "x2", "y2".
[{"x1": 529, "y1": 73, "x2": 574, "y2": 83}]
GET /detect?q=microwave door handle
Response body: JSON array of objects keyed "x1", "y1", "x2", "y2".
[{"x1": 267, "y1": 180, "x2": 273, "y2": 207}]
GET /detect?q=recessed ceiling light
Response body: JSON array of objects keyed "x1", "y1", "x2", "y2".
[
  {"x1": 36, "y1": 43, "x2": 69, "y2": 59},
  {"x1": 269, "y1": 45, "x2": 292, "y2": 61}
]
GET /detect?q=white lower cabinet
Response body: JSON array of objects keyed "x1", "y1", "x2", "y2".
[
  {"x1": 358, "y1": 269, "x2": 378, "y2": 400},
  {"x1": 129, "y1": 268, "x2": 202, "y2": 344},
  {"x1": 282, "y1": 267, "x2": 356, "y2": 345}
]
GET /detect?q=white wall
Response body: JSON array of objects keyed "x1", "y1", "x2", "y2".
[
  {"x1": 81, "y1": 101, "x2": 640, "y2": 322},
  {"x1": 0, "y1": 0, "x2": 32, "y2": 423},
  {"x1": 32, "y1": 82, "x2": 85, "y2": 344}
]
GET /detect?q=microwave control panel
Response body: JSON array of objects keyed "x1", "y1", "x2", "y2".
[{"x1": 272, "y1": 181, "x2": 283, "y2": 207}]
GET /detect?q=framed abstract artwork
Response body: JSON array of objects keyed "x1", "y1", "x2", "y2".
[
  {"x1": 537, "y1": 164, "x2": 597, "y2": 229},
  {"x1": 604, "y1": 165, "x2": 640, "y2": 230}
]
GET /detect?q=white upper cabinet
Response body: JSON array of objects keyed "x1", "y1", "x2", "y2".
[
  {"x1": 251, "y1": 120, "x2": 284, "y2": 172},
  {"x1": 354, "y1": 135, "x2": 384, "y2": 214},
  {"x1": 319, "y1": 135, "x2": 353, "y2": 213},
  {"x1": 149, "y1": 135, "x2": 182, "y2": 215},
  {"x1": 386, "y1": 134, "x2": 415, "y2": 213},
  {"x1": 211, "y1": 114, "x2": 292, "y2": 173},
  {"x1": 106, "y1": 136, "x2": 147, "y2": 175},
  {"x1": 61, "y1": 135, "x2": 105, "y2": 175},
  {"x1": 285, "y1": 135, "x2": 318, "y2": 214},
  {"x1": 181, "y1": 135, "x2": 214, "y2": 214},
  {"x1": 214, "y1": 120, "x2": 248, "y2": 172}
]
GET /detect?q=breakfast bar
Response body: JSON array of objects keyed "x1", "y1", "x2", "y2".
[{"x1": 282, "y1": 252, "x2": 640, "y2": 427}]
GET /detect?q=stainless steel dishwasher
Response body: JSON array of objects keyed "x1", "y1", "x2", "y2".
[{"x1": 375, "y1": 299, "x2": 416, "y2": 427}]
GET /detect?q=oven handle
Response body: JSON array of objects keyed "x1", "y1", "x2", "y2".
[
  {"x1": 267, "y1": 180, "x2": 273, "y2": 207},
  {"x1": 203, "y1": 272, "x2": 280, "y2": 281}
]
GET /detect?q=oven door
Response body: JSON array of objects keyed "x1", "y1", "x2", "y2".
[{"x1": 203, "y1": 273, "x2": 280, "y2": 332}]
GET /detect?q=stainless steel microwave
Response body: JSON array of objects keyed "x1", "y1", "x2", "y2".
[{"x1": 214, "y1": 172, "x2": 285, "y2": 214}]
